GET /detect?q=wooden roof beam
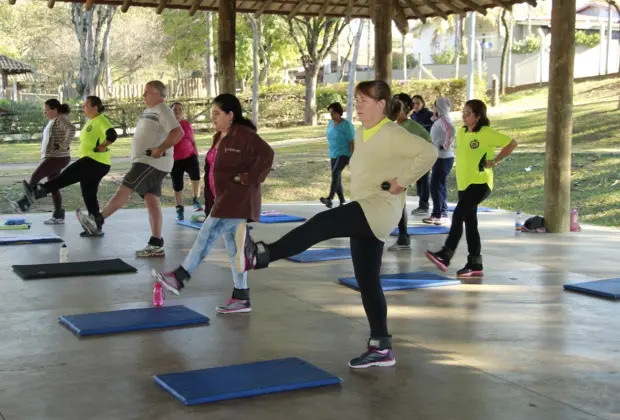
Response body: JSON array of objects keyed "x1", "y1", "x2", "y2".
[
  {"x1": 121, "y1": 0, "x2": 132, "y2": 13},
  {"x1": 346, "y1": 0, "x2": 353, "y2": 22},
  {"x1": 156, "y1": 0, "x2": 168, "y2": 14},
  {"x1": 8, "y1": 0, "x2": 16, "y2": 4},
  {"x1": 403, "y1": 0, "x2": 427, "y2": 23},
  {"x1": 255, "y1": 0, "x2": 276, "y2": 18},
  {"x1": 457, "y1": 0, "x2": 487, "y2": 15},
  {"x1": 47, "y1": 0, "x2": 56, "y2": 8},
  {"x1": 288, "y1": 0, "x2": 308, "y2": 19},
  {"x1": 84, "y1": 0, "x2": 94, "y2": 11},
  {"x1": 392, "y1": 0, "x2": 410, "y2": 35},
  {"x1": 425, "y1": 1, "x2": 449, "y2": 19},
  {"x1": 369, "y1": 0, "x2": 376, "y2": 23},
  {"x1": 188, "y1": 0, "x2": 202, "y2": 16}
]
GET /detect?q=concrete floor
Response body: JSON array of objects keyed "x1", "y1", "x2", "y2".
[{"x1": 0, "y1": 201, "x2": 618, "y2": 420}]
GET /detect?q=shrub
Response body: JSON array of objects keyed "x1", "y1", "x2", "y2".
[
  {"x1": 431, "y1": 49, "x2": 468, "y2": 65},
  {"x1": 575, "y1": 30, "x2": 600, "y2": 48},
  {"x1": 512, "y1": 36, "x2": 541, "y2": 54}
]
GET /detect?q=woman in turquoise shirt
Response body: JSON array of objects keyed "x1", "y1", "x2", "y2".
[{"x1": 320, "y1": 102, "x2": 355, "y2": 208}]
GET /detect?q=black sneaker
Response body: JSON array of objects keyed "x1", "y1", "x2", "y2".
[
  {"x1": 456, "y1": 255, "x2": 484, "y2": 278},
  {"x1": 425, "y1": 248, "x2": 452, "y2": 272},
  {"x1": 234, "y1": 223, "x2": 269, "y2": 272},
  {"x1": 176, "y1": 205, "x2": 184, "y2": 221},
  {"x1": 80, "y1": 230, "x2": 105, "y2": 237},
  {"x1": 349, "y1": 338, "x2": 396, "y2": 369},
  {"x1": 8, "y1": 197, "x2": 30, "y2": 214},
  {"x1": 320, "y1": 197, "x2": 333, "y2": 209}
]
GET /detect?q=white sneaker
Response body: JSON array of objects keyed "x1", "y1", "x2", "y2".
[
  {"x1": 434, "y1": 217, "x2": 450, "y2": 225},
  {"x1": 136, "y1": 244, "x2": 165, "y2": 258},
  {"x1": 216, "y1": 298, "x2": 251, "y2": 314},
  {"x1": 44, "y1": 217, "x2": 65, "y2": 225}
]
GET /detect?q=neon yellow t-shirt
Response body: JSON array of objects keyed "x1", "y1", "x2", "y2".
[
  {"x1": 79, "y1": 114, "x2": 113, "y2": 165},
  {"x1": 455, "y1": 125, "x2": 512, "y2": 191},
  {"x1": 362, "y1": 117, "x2": 390, "y2": 142}
]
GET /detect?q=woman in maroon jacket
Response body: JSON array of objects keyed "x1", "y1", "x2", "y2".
[{"x1": 153, "y1": 93, "x2": 274, "y2": 314}]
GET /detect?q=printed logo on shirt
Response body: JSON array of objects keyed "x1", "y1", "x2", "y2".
[
  {"x1": 86, "y1": 125, "x2": 93, "y2": 132},
  {"x1": 224, "y1": 148, "x2": 241, "y2": 153},
  {"x1": 469, "y1": 139, "x2": 479, "y2": 149}
]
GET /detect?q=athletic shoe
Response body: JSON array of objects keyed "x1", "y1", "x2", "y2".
[
  {"x1": 193, "y1": 199, "x2": 203, "y2": 212},
  {"x1": 387, "y1": 235, "x2": 411, "y2": 251},
  {"x1": 349, "y1": 348, "x2": 396, "y2": 369},
  {"x1": 425, "y1": 249, "x2": 449, "y2": 272},
  {"x1": 8, "y1": 198, "x2": 28, "y2": 214},
  {"x1": 75, "y1": 208, "x2": 97, "y2": 235},
  {"x1": 411, "y1": 207, "x2": 429, "y2": 215},
  {"x1": 136, "y1": 244, "x2": 165, "y2": 258},
  {"x1": 152, "y1": 269, "x2": 183, "y2": 296},
  {"x1": 422, "y1": 216, "x2": 439, "y2": 225},
  {"x1": 44, "y1": 217, "x2": 65, "y2": 225},
  {"x1": 216, "y1": 298, "x2": 251, "y2": 314},
  {"x1": 234, "y1": 223, "x2": 269, "y2": 272},
  {"x1": 175, "y1": 205, "x2": 184, "y2": 221},
  {"x1": 434, "y1": 217, "x2": 450, "y2": 225},
  {"x1": 320, "y1": 197, "x2": 333, "y2": 209},
  {"x1": 456, "y1": 255, "x2": 483, "y2": 278},
  {"x1": 80, "y1": 230, "x2": 104, "y2": 237}
]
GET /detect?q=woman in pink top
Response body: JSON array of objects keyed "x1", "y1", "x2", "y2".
[{"x1": 170, "y1": 102, "x2": 202, "y2": 220}]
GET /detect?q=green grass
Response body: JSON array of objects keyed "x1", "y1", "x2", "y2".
[{"x1": 0, "y1": 125, "x2": 328, "y2": 165}]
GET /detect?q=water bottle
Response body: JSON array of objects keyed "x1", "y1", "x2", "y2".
[
  {"x1": 153, "y1": 282, "x2": 164, "y2": 307},
  {"x1": 570, "y1": 208, "x2": 581, "y2": 232},
  {"x1": 515, "y1": 211, "x2": 522, "y2": 232},
  {"x1": 59, "y1": 243, "x2": 68, "y2": 263}
]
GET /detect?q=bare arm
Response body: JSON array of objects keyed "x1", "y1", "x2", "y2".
[
  {"x1": 151, "y1": 127, "x2": 184, "y2": 158},
  {"x1": 486, "y1": 139, "x2": 518, "y2": 168}
]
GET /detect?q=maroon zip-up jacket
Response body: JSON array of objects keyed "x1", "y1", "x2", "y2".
[{"x1": 204, "y1": 123, "x2": 274, "y2": 222}]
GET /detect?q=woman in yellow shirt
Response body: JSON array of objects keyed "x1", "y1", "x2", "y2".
[
  {"x1": 232, "y1": 80, "x2": 437, "y2": 369},
  {"x1": 425, "y1": 99, "x2": 517, "y2": 278}
]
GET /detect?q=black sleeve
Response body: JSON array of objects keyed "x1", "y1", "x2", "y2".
[{"x1": 105, "y1": 128, "x2": 118, "y2": 143}]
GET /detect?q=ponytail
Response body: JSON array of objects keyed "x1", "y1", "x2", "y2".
[{"x1": 213, "y1": 93, "x2": 256, "y2": 132}]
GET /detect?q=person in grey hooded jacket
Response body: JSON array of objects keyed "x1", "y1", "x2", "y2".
[{"x1": 423, "y1": 97, "x2": 455, "y2": 225}]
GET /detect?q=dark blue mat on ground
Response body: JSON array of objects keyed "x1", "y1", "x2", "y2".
[
  {"x1": 0, "y1": 233, "x2": 63, "y2": 245},
  {"x1": 563, "y1": 278, "x2": 620, "y2": 300},
  {"x1": 339, "y1": 271, "x2": 461, "y2": 291},
  {"x1": 153, "y1": 357, "x2": 342, "y2": 405},
  {"x1": 177, "y1": 219, "x2": 202, "y2": 230},
  {"x1": 59, "y1": 305, "x2": 210, "y2": 336},
  {"x1": 13, "y1": 258, "x2": 136, "y2": 279},
  {"x1": 390, "y1": 226, "x2": 450, "y2": 236},
  {"x1": 259, "y1": 214, "x2": 306, "y2": 223},
  {"x1": 287, "y1": 247, "x2": 351, "y2": 263},
  {"x1": 448, "y1": 205, "x2": 495, "y2": 213}
]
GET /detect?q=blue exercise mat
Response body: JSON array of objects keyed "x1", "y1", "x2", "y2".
[
  {"x1": 0, "y1": 233, "x2": 63, "y2": 245},
  {"x1": 59, "y1": 305, "x2": 210, "y2": 337},
  {"x1": 153, "y1": 357, "x2": 342, "y2": 405},
  {"x1": 390, "y1": 226, "x2": 450, "y2": 236},
  {"x1": 563, "y1": 278, "x2": 620, "y2": 300},
  {"x1": 259, "y1": 214, "x2": 306, "y2": 224},
  {"x1": 177, "y1": 219, "x2": 202, "y2": 230},
  {"x1": 287, "y1": 247, "x2": 351, "y2": 263},
  {"x1": 339, "y1": 271, "x2": 461, "y2": 291},
  {"x1": 448, "y1": 205, "x2": 495, "y2": 213}
]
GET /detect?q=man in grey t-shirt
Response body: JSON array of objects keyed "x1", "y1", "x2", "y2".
[{"x1": 77, "y1": 80, "x2": 184, "y2": 257}]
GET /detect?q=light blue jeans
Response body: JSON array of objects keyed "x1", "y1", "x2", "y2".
[{"x1": 181, "y1": 216, "x2": 248, "y2": 289}]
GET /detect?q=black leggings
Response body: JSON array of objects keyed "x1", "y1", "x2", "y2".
[
  {"x1": 397, "y1": 206, "x2": 409, "y2": 237},
  {"x1": 266, "y1": 202, "x2": 388, "y2": 338},
  {"x1": 445, "y1": 183, "x2": 491, "y2": 256},
  {"x1": 328, "y1": 155, "x2": 349, "y2": 202},
  {"x1": 42, "y1": 157, "x2": 111, "y2": 220}
]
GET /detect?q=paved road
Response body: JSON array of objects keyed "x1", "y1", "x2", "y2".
[{"x1": 0, "y1": 136, "x2": 324, "y2": 172}]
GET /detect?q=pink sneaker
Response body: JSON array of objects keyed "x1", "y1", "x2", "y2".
[{"x1": 216, "y1": 298, "x2": 251, "y2": 314}]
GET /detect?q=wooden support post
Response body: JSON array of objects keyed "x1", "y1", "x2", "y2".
[
  {"x1": 544, "y1": 0, "x2": 576, "y2": 233},
  {"x1": 218, "y1": 0, "x2": 236, "y2": 94},
  {"x1": 491, "y1": 75, "x2": 499, "y2": 106},
  {"x1": 374, "y1": 0, "x2": 392, "y2": 84}
]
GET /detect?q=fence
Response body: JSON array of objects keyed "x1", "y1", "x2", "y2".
[{"x1": 93, "y1": 78, "x2": 213, "y2": 101}]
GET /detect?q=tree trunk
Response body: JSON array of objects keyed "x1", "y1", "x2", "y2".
[
  {"x1": 247, "y1": 14, "x2": 260, "y2": 127},
  {"x1": 455, "y1": 14, "x2": 461, "y2": 78},
  {"x1": 339, "y1": 29, "x2": 355, "y2": 82},
  {"x1": 500, "y1": 10, "x2": 510, "y2": 94},
  {"x1": 71, "y1": 4, "x2": 116, "y2": 99},
  {"x1": 346, "y1": 19, "x2": 365, "y2": 121},
  {"x1": 304, "y1": 66, "x2": 319, "y2": 125},
  {"x1": 205, "y1": 11, "x2": 216, "y2": 98}
]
